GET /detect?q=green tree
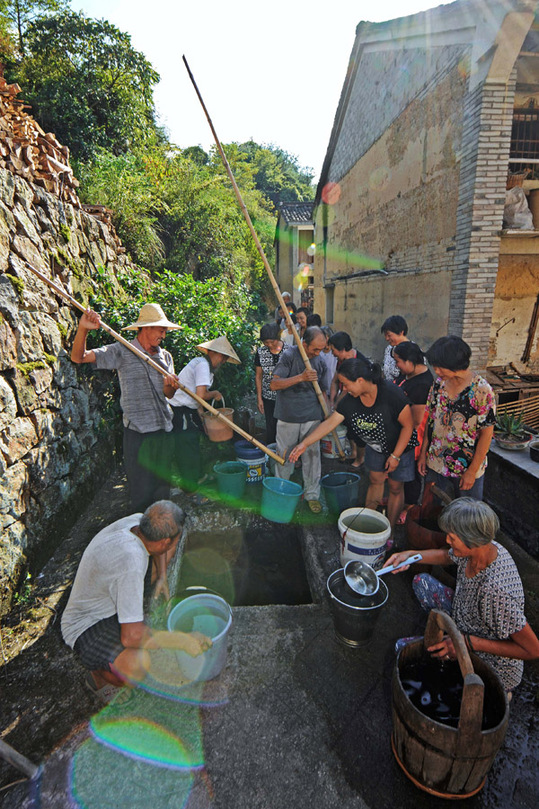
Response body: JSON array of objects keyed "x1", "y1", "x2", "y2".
[
  {"x1": 2, "y1": 0, "x2": 68, "y2": 55},
  {"x1": 236, "y1": 141, "x2": 314, "y2": 207},
  {"x1": 10, "y1": 10, "x2": 160, "y2": 159}
]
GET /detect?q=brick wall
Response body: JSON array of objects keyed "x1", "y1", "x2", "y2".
[{"x1": 448, "y1": 74, "x2": 517, "y2": 367}]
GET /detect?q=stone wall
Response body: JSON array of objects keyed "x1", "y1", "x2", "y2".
[{"x1": 0, "y1": 168, "x2": 134, "y2": 612}]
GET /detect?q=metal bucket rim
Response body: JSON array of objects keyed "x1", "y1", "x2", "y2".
[{"x1": 327, "y1": 569, "x2": 389, "y2": 611}]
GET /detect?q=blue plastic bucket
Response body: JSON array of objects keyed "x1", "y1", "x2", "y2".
[
  {"x1": 213, "y1": 461, "x2": 247, "y2": 499},
  {"x1": 261, "y1": 476, "x2": 303, "y2": 524},
  {"x1": 234, "y1": 439, "x2": 267, "y2": 484},
  {"x1": 167, "y1": 594, "x2": 233, "y2": 682},
  {"x1": 321, "y1": 472, "x2": 360, "y2": 513}
]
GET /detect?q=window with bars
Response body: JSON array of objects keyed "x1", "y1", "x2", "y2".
[{"x1": 509, "y1": 105, "x2": 539, "y2": 173}]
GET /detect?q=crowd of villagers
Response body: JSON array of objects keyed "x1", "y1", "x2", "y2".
[{"x1": 59, "y1": 301, "x2": 538, "y2": 703}]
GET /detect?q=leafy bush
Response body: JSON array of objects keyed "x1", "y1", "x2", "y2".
[{"x1": 89, "y1": 266, "x2": 259, "y2": 406}]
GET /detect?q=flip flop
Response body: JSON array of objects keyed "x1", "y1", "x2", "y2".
[
  {"x1": 307, "y1": 500, "x2": 322, "y2": 514},
  {"x1": 84, "y1": 672, "x2": 122, "y2": 704}
]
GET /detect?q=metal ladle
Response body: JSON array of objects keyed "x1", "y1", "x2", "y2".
[{"x1": 344, "y1": 553, "x2": 423, "y2": 596}]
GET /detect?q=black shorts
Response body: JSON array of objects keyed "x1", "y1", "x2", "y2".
[{"x1": 73, "y1": 615, "x2": 126, "y2": 672}]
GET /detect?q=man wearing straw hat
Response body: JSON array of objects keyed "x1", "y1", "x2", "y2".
[
  {"x1": 71, "y1": 303, "x2": 181, "y2": 512},
  {"x1": 170, "y1": 336, "x2": 241, "y2": 495}
]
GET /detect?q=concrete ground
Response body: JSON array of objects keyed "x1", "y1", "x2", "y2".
[{"x1": 1, "y1": 463, "x2": 538, "y2": 809}]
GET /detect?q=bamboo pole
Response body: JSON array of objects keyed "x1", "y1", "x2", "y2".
[
  {"x1": 0, "y1": 739, "x2": 40, "y2": 779},
  {"x1": 24, "y1": 263, "x2": 285, "y2": 465},
  {"x1": 182, "y1": 56, "x2": 346, "y2": 460}
]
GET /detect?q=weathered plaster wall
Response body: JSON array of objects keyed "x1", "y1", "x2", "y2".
[
  {"x1": 0, "y1": 168, "x2": 133, "y2": 611},
  {"x1": 489, "y1": 243, "x2": 539, "y2": 369},
  {"x1": 314, "y1": 49, "x2": 467, "y2": 343},
  {"x1": 319, "y1": 269, "x2": 452, "y2": 362}
]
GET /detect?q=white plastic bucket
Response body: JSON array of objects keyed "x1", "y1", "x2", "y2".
[
  {"x1": 337, "y1": 507, "x2": 391, "y2": 570},
  {"x1": 236, "y1": 454, "x2": 267, "y2": 483},
  {"x1": 167, "y1": 594, "x2": 232, "y2": 682},
  {"x1": 321, "y1": 425, "x2": 349, "y2": 459}
]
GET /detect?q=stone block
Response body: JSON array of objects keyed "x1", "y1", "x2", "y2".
[
  {"x1": 0, "y1": 169, "x2": 15, "y2": 208},
  {"x1": 0, "y1": 314, "x2": 17, "y2": 371},
  {"x1": 12, "y1": 203, "x2": 42, "y2": 246},
  {"x1": 0, "y1": 460, "x2": 28, "y2": 516},
  {"x1": 0, "y1": 415, "x2": 38, "y2": 465}
]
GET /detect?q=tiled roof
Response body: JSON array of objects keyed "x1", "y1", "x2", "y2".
[{"x1": 279, "y1": 202, "x2": 315, "y2": 225}]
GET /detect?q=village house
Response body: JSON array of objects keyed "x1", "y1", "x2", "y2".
[
  {"x1": 274, "y1": 202, "x2": 315, "y2": 310},
  {"x1": 313, "y1": 0, "x2": 539, "y2": 407}
]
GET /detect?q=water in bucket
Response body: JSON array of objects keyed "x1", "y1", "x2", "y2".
[{"x1": 167, "y1": 594, "x2": 232, "y2": 682}]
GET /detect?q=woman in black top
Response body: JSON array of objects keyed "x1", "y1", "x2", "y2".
[
  {"x1": 393, "y1": 341, "x2": 433, "y2": 504},
  {"x1": 289, "y1": 357, "x2": 417, "y2": 536},
  {"x1": 255, "y1": 322, "x2": 287, "y2": 444}
]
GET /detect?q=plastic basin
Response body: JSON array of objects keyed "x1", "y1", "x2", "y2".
[{"x1": 167, "y1": 594, "x2": 232, "y2": 682}]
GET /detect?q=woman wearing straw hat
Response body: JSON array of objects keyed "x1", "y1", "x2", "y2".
[
  {"x1": 170, "y1": 336, "x2": 241, "y2": 496},
  {"x1": 71, "y1": 303, "x2": 182, "y2": 513}
]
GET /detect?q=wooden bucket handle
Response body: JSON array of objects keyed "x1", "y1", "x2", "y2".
[{"x1": 424, "y1": 609, "x2": 484, "y2": 743}]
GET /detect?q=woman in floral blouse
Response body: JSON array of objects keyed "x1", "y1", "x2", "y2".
[
  {"x1": 255, "y1": 322, "x2": 288, "y2": 444},
  {"x1": 418, "y1": 336, "x2": 496, "y2": 500}
]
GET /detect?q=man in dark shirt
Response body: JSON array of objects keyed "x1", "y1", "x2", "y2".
[{"x1": 270, "y1": 327, "x2": 329, "y2": 512}]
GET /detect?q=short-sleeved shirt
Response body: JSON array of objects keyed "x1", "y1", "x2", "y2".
[
  {"x1": 382, "y1": 344, "x2": 400, "y2": 381},
  {"x1": 93, "y1": 339, "x2": 174, "y2": 433},
  {"x1": 399, "y1": 369, "x2": 433, "y2": 405},
  {"x1": 170, "y1": 356, "x2": 213, "y2": 410},
  {"x1": 255, "y1": 344, "x2": 288, "y2": 401},
  {"x1": 449, "y1": 542, "x2": 527, "y2": 691},
  {"x1": 425, "y1": 374, "x2": 496, "y2": 479},
  {"x1": 61, "y1": 514, "x2": 148, "y2": 648},
  {"x1": 273, "y1": 346, "x2": 329, "y2": 423},
  {"x1": 336, "y1": 380, "x2": 417, "y2": 455}
]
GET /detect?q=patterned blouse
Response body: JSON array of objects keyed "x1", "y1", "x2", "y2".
[
  {"x1": 449, "y1": 542, "x2": 527, "y2": 691},
  {"x1": 425, "y1": 374, "x2": 496, "y2": 479},
  {"x1": 255, "y1": 344, "x2": 287, "y2": 400}
]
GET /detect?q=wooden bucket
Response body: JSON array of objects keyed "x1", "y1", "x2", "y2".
[
  {"x1": 201, "y1": 397, "x2": 235, "y2": 442},
  {"x1": 392, "y1": 610, "x2": 509, "y2": 799}
]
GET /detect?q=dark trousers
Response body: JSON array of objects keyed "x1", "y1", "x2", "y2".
[
  {"x1": 262, "y1": 397, "x2": 277, "y2": 445},
  {"x1": 171, "y1": 407, "x2": 202, "y2": 490},
  {"x1": 123, "y1": 427, "x2": 171, "y2": 513}
]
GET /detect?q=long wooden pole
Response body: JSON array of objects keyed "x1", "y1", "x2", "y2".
[
  {"x1": 182, "y1": 56, "x2": 346, "y2": 460},
  {"x1": 24, "y1": 262, "x2": 285, "y2": 465}
]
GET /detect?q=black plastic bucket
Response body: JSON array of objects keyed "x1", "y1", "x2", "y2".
[{"x1": 326, "y1": 568, "x2": 388, "y2": 647}]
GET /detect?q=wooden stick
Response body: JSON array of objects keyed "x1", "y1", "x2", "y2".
[
  {"x1": 23, "y1": 263, "x2": 285, "y2": 465},
  {"x1": 0, "y1": 739, "x2": 40, "y2": 779},
  {"x1": 182, "y1": 56, "x2": 346, "y2": 460}
]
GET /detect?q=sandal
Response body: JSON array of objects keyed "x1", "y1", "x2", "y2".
[
  {"x1": 84, "y1": 672, "x2": 122, "y2": 704},
  {"x1": 307, "y1": 500, "x2": 322, "y2": 514}
]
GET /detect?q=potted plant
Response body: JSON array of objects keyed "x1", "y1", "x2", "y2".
[{"x1": 494, "y1": 412, "x2": 533, "y2": 451}]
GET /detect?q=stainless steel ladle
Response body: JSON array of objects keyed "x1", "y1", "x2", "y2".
[{"x1": 344, "y1": 553, "x2": 423, "y2": 596}]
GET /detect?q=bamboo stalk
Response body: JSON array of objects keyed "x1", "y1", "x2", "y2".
[
  {"x1": 23, "y1": 263, "x2": 285, "y2": 465},
  {"x1": 0, "y1": 739, "x2": 40, "y2": 779},
  {"x1": 182, "y1": 56, "x2": 346, "y2": 460}
]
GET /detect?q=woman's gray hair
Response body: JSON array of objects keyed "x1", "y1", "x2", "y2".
[
  {"x1": 438, "y1": 497, "x2": 499, "y2": 548},
  {"x1": 140, "y1": 500, "x2": 185, "y2": 543}
]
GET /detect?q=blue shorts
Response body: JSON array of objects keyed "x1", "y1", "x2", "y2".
[{"x1": 364, "y1": 446, "x2": 416, "y2": 482}]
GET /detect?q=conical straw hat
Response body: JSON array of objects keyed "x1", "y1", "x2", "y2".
[
  {"x1": 196, "y1": 336, "x2": 241, "y2": 364},
  {"x1": 122, "y1": 303, "x2": 181, "y2": 331}
]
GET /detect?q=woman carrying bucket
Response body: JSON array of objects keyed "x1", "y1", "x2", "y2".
[
  {"x1": 170, "y1": 337, "x2": 241, "y2": 498},
  {"x1": 288, "y1": 357, "x2": 417, "y2": 537},
  {"x1": 385, "y1": 498, "x2": 539, "y2": 695}
]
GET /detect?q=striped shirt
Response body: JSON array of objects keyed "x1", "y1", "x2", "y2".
[{"x1": 92, "y1": 339, "x2": 175, "y2": 433}]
